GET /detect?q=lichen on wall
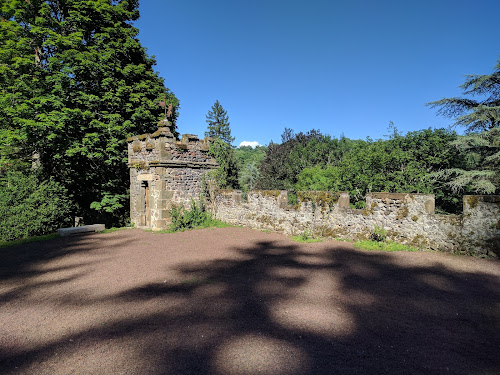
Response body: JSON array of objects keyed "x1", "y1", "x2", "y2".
[{"x1": 212, "y1": 190, "x2": 500, "y2": 257}]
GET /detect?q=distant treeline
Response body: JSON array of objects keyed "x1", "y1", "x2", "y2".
[{"x1": 234, "y1": 127, "x2": 498, "y2": 214}]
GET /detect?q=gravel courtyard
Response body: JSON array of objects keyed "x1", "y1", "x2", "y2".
[{"x1": 0, "y1": 227, "x2": 499, "y2": 375}]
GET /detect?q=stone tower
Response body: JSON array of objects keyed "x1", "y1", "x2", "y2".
[{"x1": 127, "y1": 119, "x2": 217, "y2": 229}]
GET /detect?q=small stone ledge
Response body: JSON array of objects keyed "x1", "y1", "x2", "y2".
[
  {"x1": 367, "y1": 192, "x2": 431, "y2": 199},
  {"x1": 58, "y1": 224, "x2": 105, "y2": 237}
]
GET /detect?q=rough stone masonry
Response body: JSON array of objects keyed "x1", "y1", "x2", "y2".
[
  {"x1": 128, "y1": 121, "x2": 499, "y2": 256},
  {"x1": 127, "y1": 118, "x2": 217, "y2": 229},
  {"x1": 212, "y1": 190, "x2": 500, "y2": 257}
]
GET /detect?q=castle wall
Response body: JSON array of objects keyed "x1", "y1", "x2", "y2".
[
  {"x1": 212, "y1": 190, "x2": 500, "y2": 257},
  {"x1": 126, "y1": 120, "x2": 499, "y2": 256}
]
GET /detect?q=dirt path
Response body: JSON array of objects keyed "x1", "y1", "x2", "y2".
[{"x1": 0, "y1": 227, "x2": 499, "y2": 375}]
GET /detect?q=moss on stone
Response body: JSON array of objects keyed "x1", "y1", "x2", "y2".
[
  {"x1": 297, "y1": 191, "x2": 340, "y2": 208},
  {"x1": 253, "y1": 190, "x2": 281, "y2": 198},
  {"x1": 319, "y1": 226, "x2": 350, "y2": 239},
  {"x1": 174, "y1": 142, "x2": 188, "y2": 150},
  {"x1": 396, "y1": 206, "x2": 409, "y2": 220},
  {"x1": 411, "y1": 215, "x2": 419, "y2": 222},
  {"x1": 257, "y1": 214, "x2": 277, "y2": 229},
  {"x1": 145, "y1": 142, "x2": 155, "y2": 150},
  {"x1": 466, "y1": 195, "x2": 480, "y2": 209},
  {"x1": 408, "y1": 234, "x2": 429, "y2": 248},
  {"x1": 132, "y1": 161, "x2": 148, "y2": 171}
]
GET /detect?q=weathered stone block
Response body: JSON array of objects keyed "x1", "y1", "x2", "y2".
[
  {"x1": 58, "y1": 224, "x2": 105, "y2": 237},
  {"x1": 137, "y1": 174, "x2": 154, "y2": 181},
  {"x1": 154, "y1": 219, "x2": 168, "y2": 229},
  {"x1": 160, "y1": 190, "x2": 174, "y2": 200},
  {"x1": 338, "y1": 192, "x2": 350, "y2": 209},
  {"x1": 160, "y1": 209, "x2": 170, "y2": 219}
]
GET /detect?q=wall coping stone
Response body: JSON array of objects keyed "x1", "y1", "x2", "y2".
[{"x1": 58, "y1": 224, "x2": 105, "y2": 237}]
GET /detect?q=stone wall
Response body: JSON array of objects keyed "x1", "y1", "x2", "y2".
[
  {"x1": 128, "y1": 119, "x2": 217, "y2": 229},
  {"x1": 211, "y1": 190, "x2": 500, "y2": 257}
]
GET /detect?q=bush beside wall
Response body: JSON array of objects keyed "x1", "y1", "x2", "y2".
[{"x1": 0, "y1": 172, "x2": 72, "y2": 241}]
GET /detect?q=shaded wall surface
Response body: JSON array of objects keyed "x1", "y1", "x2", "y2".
[
  {"x1": 212, "y1": 190, "x2": 500, "y2": 257},
  {"x1": 127, "y1": 119, "x2": 217, "y2": 229}
]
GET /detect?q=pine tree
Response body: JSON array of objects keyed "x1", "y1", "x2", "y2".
[
  {"x1": 0, "y1": 0, "x2": 178, "y2": 225},
  {"x1": 205, "y1": 100, "x2": 234, "y2": 144},
  {"x1": 430, "y1": 128, "x2": 499, "y2": 195},
  {"x1": 427, "y1": 58, "x2": 500, "y2": 133}
]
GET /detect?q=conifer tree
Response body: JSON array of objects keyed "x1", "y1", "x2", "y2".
[
  {"x1": 0, "y1": 0, "x2": 178, "y2": 225},
  {"x1": 427, "y1": 58, "x2": 500, "y2": 133},
  {"x1": 427, "y1": 58, "x2": 499, "y2": 195},
  {"x1": 205, "y1": 100, "x2": 234, "y2": 145}
]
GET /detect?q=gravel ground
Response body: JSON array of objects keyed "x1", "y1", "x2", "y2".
[{"x1": 0, "y1": 227, "x2": 499, "y2": 375}]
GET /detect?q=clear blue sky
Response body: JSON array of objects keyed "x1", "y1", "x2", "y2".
[{"x1": 134, "y1": 0, "x2": 499, "y2": 146}]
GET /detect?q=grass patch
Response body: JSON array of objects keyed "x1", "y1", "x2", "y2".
[
  {"x1": 290, "y1": 235, "x2": 323, "y2": 243},
  {"x1": 353, "y1": 240, "x2": 420, "y2": 252},
  {"x1": 100, "y1": 227, "x2": 132, "y2": 234},
  {"x1": 290, "y1": 231, "x2": 323, "y2": 243},
  {"x1": 0, "y1": 233, "x2": 60, "y2": 249},
  {"x1": 153, "y1": 217, "x2": 232, "y2": 234}
]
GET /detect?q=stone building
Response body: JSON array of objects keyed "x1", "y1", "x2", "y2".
[{"x1": 127, "y1": 119, "x2": 217, "y2": 229}]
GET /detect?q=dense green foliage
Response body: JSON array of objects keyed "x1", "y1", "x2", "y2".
[
  {"x1": 168, "y1": 200, "x2": 229, "y2": 232},
  {"x1": 0, "y1": 171, "x2": 72, "y2": 241},
  {"x1": 169, "y1": 200, "x2": 208, "y2": 232},
  {"x1": 427, "y1": 59, "x2": 499, "y2": 193},
  {"x1": 0, "y1": 0, "x2": 178, "y2": 226},
  {"x1": 234, "y1": 145, "x2": 267, "y2": 168},
  {"x1": 427, "y1": 57, "x2": 499, "y2": 133},
  {"x1": 257, "y1": 129, "x2": 347, "y2": 190},
  {"x1": 256, "y1": 127, "x2": 465, "y2": 212},
  {"x1": 234, "y1": 145, "x2": 267, "y2": 191},
  {"x1": 431, "y1": 128, "x2": 499, "y2": 194},
  {"x1": 208, "y1": 138, "x2": 239, "y2": 189},
  {"x1": 205, "y1": 100, "x2": 234, "y2": 144}
]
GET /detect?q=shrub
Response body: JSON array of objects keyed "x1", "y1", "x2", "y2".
[
  {"x1": 0, "y1": 171, "x2": 72, "y2": 241},
  {"x1": 371, "y1": 225, "x2": 387, "y2": 242},
  {"x1": 169, "y1": 200, "x2": 208, "y2": 232}
]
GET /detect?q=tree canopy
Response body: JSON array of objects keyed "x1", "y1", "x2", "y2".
[
  {"x1": 0, "y1": 0, "x2": 178, "y2": 225},
  {"x1": 256, "y1": 127, "x2": 464, "y2": 212},
  {"x1": 427, "y1": 57, "x2": 500, "y2": 133},
  {"x1": 208, "y1": 138, "x2": 239, "y2": 189},
  {"x1": 205, "y1": 100, "x2": 234, "y2": 144}
]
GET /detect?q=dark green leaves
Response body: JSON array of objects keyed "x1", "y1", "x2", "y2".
[{"x1": 0, "y1": 0, "x2": 178, "y2": 225}]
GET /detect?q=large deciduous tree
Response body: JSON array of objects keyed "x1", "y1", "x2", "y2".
[
  {"x1": 205, "y1": 100, "x2": 234, "y2": 145},
  {"x1": 0, "y1": 0, "x2": 178, "y2": 225},
  {"x1": 427, "y1": 58, "x2": 500, "y2": 133}
]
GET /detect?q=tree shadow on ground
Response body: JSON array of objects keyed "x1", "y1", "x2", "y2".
[{"x1": 0, "y1": 234, "x2": 499, "y2": 375}]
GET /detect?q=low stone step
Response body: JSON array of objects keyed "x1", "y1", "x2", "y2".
[{"x1": 58, "y1": 224, "x2": 106, "y2": 237}]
